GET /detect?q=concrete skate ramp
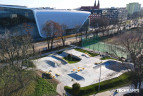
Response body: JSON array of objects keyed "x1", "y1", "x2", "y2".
[
  {"x1": 51, "y1": 55, "x2": 67, "y2": 65},
  {"x1": 45, "y1": 60, "x2": 56, "y2": 67},
  {"x1": 104, "y1": 61, "x2": 127, "y2": 72}
]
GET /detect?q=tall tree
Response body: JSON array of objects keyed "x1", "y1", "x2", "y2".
[
  {"x1": 60, "y1": 24, "x2": 68, "y2": 47},
  {"x1": 110, "y1": 27, "x2": 143, "y2": 90},
  {"x1": 0, "y1": 31, "x2": 34, "y2": 96},
  {"x1": 91, "y1": 17, "x2": 109, "y2": 36},
  {"x1": 73, "y1": 25, "x2": 81, "y2": 45},
  {"x1": 43, "y1": 21, "x2": 62, "y2": 49}
]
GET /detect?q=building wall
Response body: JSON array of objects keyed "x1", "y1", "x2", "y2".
[
  {"x1": 0, "y1": 6, "x2": 90, "y2": 41},
  {"x1": 88, "y1": 10, "x2": 102, "y2": 23},
  {"x1": 117, "y1": 8, "x2": 128, "y2": 21},
  {"x1": 79, "y1": 9, "x2": 102, "y2": 26},
  {"x1": 126, "y1": 3, "x2": 141, "y2": 15},
  {"x1": 140, "y1": 8, "x2": 143, "y2": 17},
  {"x1": 102, "y1": 8, "x2": 118, "y2": 20},
  {"x1": 34, "y1": 10, "x2": 90, "y2": 38},
  {"x1": 102, "y1": 8, "x2": 128, "y2": 22},
  {"x1": 0, "y1": 6, "x2": 41, "y2": 41}
]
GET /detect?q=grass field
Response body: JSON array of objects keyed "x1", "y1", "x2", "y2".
[
  {"x1": 11, "y1": 77, "x2": 57, "y2": 96},
  {"x1": 0, "y1": 67, "x2": 58, "y2": 96},
  {"x1": 75, "y1": 48, "x2": 99, "y2": 57},
  {"x1": 32, "y1": 78, "x2": 57, "y2": 96},
  {"x1": 100, "y1": 56, "x2": 118, "y2": 60}
]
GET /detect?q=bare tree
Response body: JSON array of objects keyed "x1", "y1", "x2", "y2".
[
  {"x1": 0, "y1": 26, "x2": 34, "y2": 96},
  {"x1": 109, "y1": 27, "x2": 143, "y2": 90},
  {"x1": 91, "y1": 17, "x2": 109, "y2": 36},
  {"x1": 73, "y1": 25, "x2": 81, "y2": 45},
  {"x1": 110, "y1": 18, "x2": 119, "y2": 35},
  {"x1": 60, "y1": 24, "x2": 68, "y2": 47},
  {"x1": 43, "y1": 20, "x2": 62, "y2": 49}
]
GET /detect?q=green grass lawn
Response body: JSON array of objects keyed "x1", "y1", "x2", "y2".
[
  {"x1": 63, "y1": 54, "x2": 81, "y2": 64},
  {"x1": 0, "y1": 68, "x2": 58, "y2": 96},
  {"x1": 11, "y1": 77, "x2": 58, "y2": 96},
  {"x1": 63, "y1": 59, "x2": 80, "y2": 64},
  {"x1": 65, "y1": 72, "x2": 133, "y2": 96},
  {"x1": 100, "y1": 56, "x2": 118, "y2": 60},
  {"x1": 32, "y1": 78, "x2": 57, "y2": 96},
  {"x1": 75, "y1": 48, "x2": 99, "y2": 57}
]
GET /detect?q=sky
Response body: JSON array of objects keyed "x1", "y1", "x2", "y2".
[{"x1": 0, "y1": 0, "x2": 143, "y2": 9}]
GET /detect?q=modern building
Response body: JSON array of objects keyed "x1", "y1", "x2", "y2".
[
  {"x1": 0, "y1": 4, "x2": 90, "y2": 41},
  {"x1": 126, "y1": 2, "x2": 141, "y2": 15},
  {"x1": 140, "y1": 8, "x2": 143, "y2": 17}
]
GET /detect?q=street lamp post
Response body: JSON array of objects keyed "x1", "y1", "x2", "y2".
[{"x1": 98, "y1": 56, "x2": 102, "y2": 91}]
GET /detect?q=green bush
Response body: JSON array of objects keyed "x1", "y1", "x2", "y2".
[
  {"x1": 22, "y1": 60, "x2": 36, "y2": 68},
  {"x1": 57, "y1": 51, "x2": 63, "y2": 54},
  {"x1": 64, "y1": 54, "x2": 81, "y2": 64},
  {"x1": 65, "y1": 72, "x2": 133, "y2": 96},
  {"x1": 42, "y1": 73, "x2": 52, "y2": 79},
  {"x1": 100, "y1": 56, "x2": 117, "y2": 60},
  {"x1": 72, "y1": 83, "x2": 80, "y2": 96}
]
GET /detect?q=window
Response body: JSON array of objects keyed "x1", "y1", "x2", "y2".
[
  {"x1": 11, "y1": 14, "x2": 17, "y2": 18},
  {"x1": 25, "y1": 12, "x2": 29, "y2": 17}
]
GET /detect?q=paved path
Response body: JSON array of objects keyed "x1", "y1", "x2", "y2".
[
  {"x1": 92, "y1": 83, "x2": 143, "y2": 96},
  {"x1": 56, "y1": 83, "x2": 66, "y2": 96},
  {"x1": 92, "y1": 91, "x2": 113, "y2": 96}
]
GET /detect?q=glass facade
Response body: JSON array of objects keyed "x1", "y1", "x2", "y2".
[
  {"x1": 0, "y1": 6, "x2": 90, "y2": 41},
  {"x1": 0, "y1": 6, "x2": 42, "y2": 41}
]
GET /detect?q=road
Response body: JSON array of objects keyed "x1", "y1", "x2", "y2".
[{"x1": 34, "y1": 18, "x2": 143, "y2": 52}]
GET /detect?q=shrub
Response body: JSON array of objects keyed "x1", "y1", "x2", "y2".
[
  {"x1": 100, "y1": 56, "x2": 117, "y2": 60},
  {"x1": 42, "y1": 73, "x2": 52, "y2": 79},
  {"x1": 64, "y1": 54, "x2": 81, "y2": 64},
  {"x1": 22, "y1": 60, "x2": 36, "y2": 68},
  {"x1": 57, "y1": 51, "x2": 63, "y2": 54},
  {"x1": 72, "y1": 83, "x2": 80, "y2": 96}
]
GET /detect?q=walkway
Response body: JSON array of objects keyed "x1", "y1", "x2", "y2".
[{"x1": 56, "y1": 83, "x2": 66, "y2": 96}]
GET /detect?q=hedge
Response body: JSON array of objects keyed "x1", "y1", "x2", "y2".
[{"x1": 65, "y1": 72, "x2": 133, "y2": 96}]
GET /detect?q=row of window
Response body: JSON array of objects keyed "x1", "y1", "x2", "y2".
[{"x1": 0, "y1": 7, "x2": 41, "y2": 40}]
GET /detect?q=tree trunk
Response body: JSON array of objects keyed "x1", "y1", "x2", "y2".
[
  {"x1": 51, "y1": 38, "x2": 54, "y2": 49},
  {"x1": 47, "y1": 38, "x2": 50, "y2": 50},
  {"x1": 85, "y1": 30, "x2": 88, "y2": 40},
  {"x1": 61, "y1": 37, "x2": 65, "y2": 47},
  {"x1": 139, "y1": 77, "x2": 142, "y2": 90},
  {"x1": 32, "y1": 44, "x2": 35, "y2": 55}
]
